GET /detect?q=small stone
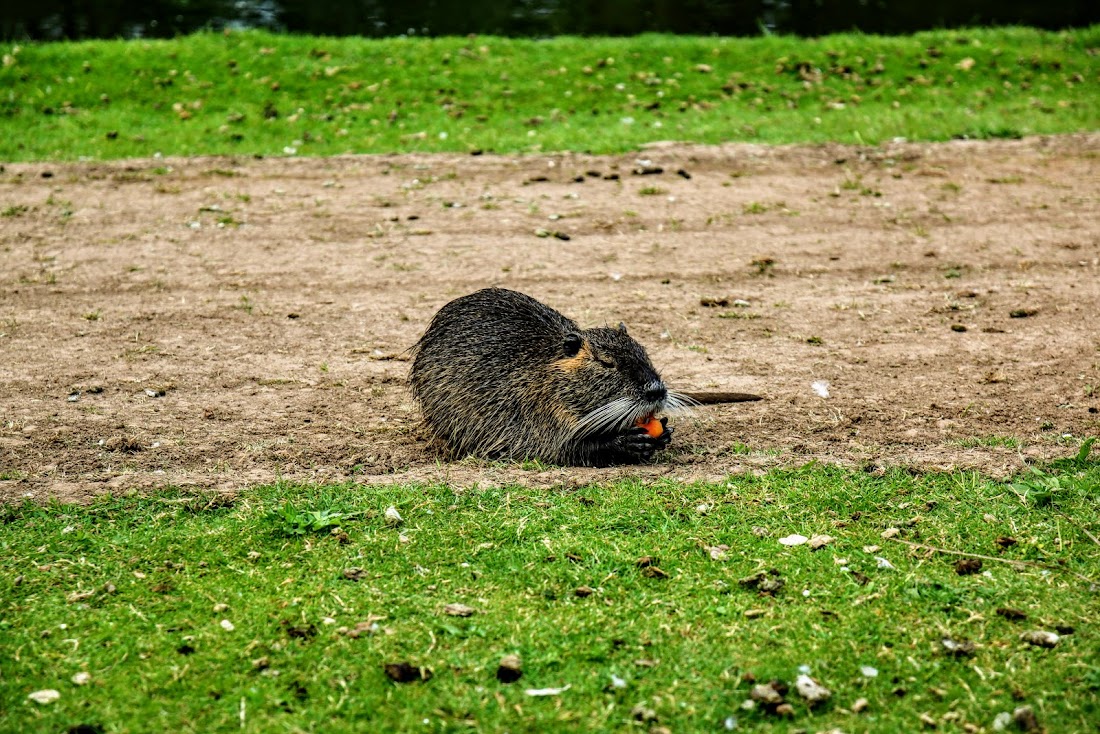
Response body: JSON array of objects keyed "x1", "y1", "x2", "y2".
[
  {"x1": 751, "y1": 526, "x2": 769, "y2": 538},
  {"x1": 496, "y1": 654, "x2": 522, "y2": 683},
  {"x1": 852, "y1": 697, "x2": 869, "y2": 713},
  {"x1": 794, "y1": 674, "x2": 831, "y2": 706},
  {"x1": 881, "y1": 527, "x2": 900, "y2": 539},
  {"x1": 443, "y1": 603, "x2": 475, "y2": 617},
  {"x1": 995, "y1": 536, "x2": 1018, "y2": 548},
  {"x1": 808, "y1": 534, "x2": 834, "y2": 551},
  {"x1": 750, "y1": 683, "x2": 784, "y2": 706},
  {"x1": 778, "y1": 534, "x2": 808, "y2": 546},
  {"x1": 1020, "y1": 630, "x2": 1059, "y2": 648},
  {"x1": 71, "y1": 672, "x2": 91, "y2": 686},
  {"x1": 213, "y1": 602, "x2": 229, "y2": 613},
  {"x1": 28, "y1": 689, "x2": 60, "y2": 704},
  {"x1": 631, "y1": 703, "x2": 657, "y2": 722},
  {"x1": 706, "y1": 544, "x2": 729, "y2": 560},
  {"x1": 384, "y1": 506, "x2": 403, "y2": 527},
  {"x1": 219, "y1": 619, "x2": 234, "y2": 631},
  {"x1": 920, "y1": 712, "x2": 938, "y2": 728},
  {"x1": 574, "y1": 585, "x2": 595, "y2": 598},
  {"x1": 774, "y1": 703, "x2": 795, "y2": 717},
  {"x1": 252, "y1": 656, "x2": 270, "y2": 670},
  {"x1": 343, "y1": 567, "x2": 367, "y2": 581}
]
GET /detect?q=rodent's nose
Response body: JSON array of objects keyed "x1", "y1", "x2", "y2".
[{"x1": 644, "y1": 383, "x2": 667, "y2": 403}]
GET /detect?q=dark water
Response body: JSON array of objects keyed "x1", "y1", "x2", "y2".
[{"x1": 2, "y1": 0, "x2": 1097, "y2": 41}]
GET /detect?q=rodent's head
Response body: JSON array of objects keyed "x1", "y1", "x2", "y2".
[{"x1": 553, "y1": 322, "x2": 687, "y2": 439}]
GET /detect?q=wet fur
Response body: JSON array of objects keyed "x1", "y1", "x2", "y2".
[{"x1": 409, "y1": 288, "x2": 686, "y2": 466}]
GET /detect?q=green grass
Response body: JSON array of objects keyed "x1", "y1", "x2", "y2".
[
  {"x1": 1, "y1": 26, "x2": 1097, "y2": 161},
  {"x1": 2, "y1": 451, "x2": 1098, "y2": 732}
]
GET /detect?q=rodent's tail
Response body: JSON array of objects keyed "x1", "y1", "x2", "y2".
[{"x1": 678, "y1": 391, "x2": 763, "y2": 405}]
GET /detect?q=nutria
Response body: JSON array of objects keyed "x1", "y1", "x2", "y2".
[{"x1": 408, "y1": 287, "x2": 689, "y2": 466}]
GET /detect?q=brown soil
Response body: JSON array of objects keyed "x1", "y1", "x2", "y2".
[{"x1": 2, "y1": 135, "x2": 1098, "y2": 504}]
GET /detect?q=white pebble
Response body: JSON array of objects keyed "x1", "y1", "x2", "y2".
[{"x1": 28, "y1": 690, "x2": 60, "y2": 704}]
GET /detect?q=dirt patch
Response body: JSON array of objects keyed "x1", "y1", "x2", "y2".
[{"x1": 2, "y1": 135, "x2": 1098, "y2": 503}]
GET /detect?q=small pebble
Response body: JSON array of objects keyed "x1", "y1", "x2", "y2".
[{"x1": 28, "y1": 690, "x2": 60, "y2": 704}]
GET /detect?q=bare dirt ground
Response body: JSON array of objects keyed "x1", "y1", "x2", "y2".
[{"x1": 2, "y1": 135, "x2": 1098, "y2": 503}]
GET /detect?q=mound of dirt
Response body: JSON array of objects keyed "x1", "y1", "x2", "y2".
[{"x1": 2, "y1": 135, "x2": 1097, "y2": 503}]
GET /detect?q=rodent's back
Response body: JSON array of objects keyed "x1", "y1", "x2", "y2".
[{"x1": 409, "y1": 288, "x2": 578, "y2": 460}]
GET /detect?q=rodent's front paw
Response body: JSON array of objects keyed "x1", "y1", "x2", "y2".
[{"x1": 611, "y1": 425, "x2": 671, "y2": 463}]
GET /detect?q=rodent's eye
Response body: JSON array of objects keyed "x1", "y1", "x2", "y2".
[{"x1": 563, "y1": 333, "x2": 583, "y2": 357}]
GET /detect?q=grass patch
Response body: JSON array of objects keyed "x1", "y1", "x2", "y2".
[
  {"x1": 2, "y1": 457, "x2": 1098, "y2": 731},
  {"x1": 0, "y1": 26, "x2": 1097, "y2": 161},
  {"x1": 954, "y1": 435, "x2": 1023, "y2": 449}
]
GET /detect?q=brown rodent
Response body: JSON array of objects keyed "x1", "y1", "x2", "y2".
[{"x1": 409, "y1": 287, "x2": 691, "y2": 466}]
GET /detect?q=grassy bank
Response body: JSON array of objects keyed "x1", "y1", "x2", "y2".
[
  {"x1": 1, "y1": 26, "x2": 1097, "y2": 161},
  {"x1": 2, "y1": 453, "x2": 1098, "y2": 732}
]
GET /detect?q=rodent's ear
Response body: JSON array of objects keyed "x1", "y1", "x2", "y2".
[
  {"x1": 618, "y1": 321, "x2": 628, "y2": 335},
  {"x1": 563, "y1": 332, "x2": 583, "y2": 357}
]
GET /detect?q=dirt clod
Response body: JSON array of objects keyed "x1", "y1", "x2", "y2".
[
  {"x1": 1020, "y1": 630, "x2": 1060, "y2": 648},
  {"x1": 1012, "y1": 705, "x2": 1041, "y2": 733},
  {"x1": 384, "y1": 662, "x2": 431, "y2": 683},
  {"x1": 996, "y1": 606, "x2": 1028, "y2": 621},
  {"x1": 941, "y1": 637, "x2": 977, "y2": 658},
  {"x1": 955, "y1": 558, "x2": 983, "y2": 575},
  {"x1": 496, "y1": 654, "x2": 523, "y2": 683}
]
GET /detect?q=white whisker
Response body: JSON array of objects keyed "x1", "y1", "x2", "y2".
[
  {"x1": 665, "y1": 391, "x2": 698, "y2": 415},
  {"x1": 572, "y1": 397, "x2": 635, "y2": 439}
]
